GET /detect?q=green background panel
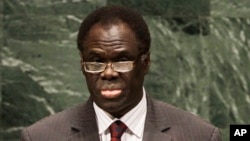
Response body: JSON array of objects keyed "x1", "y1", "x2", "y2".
[{"x1": 1, "y1": 0, "x2": 250, "y2": 141}]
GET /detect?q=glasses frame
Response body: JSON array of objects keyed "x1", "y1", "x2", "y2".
[{"x1": 82, "y1": 53, "x2": 148, "y2": 74}]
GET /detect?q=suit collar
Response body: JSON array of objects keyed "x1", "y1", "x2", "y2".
[
  {"x1": 143, "y1": 95, "x2": 172, "y2": 141},
  {"x1": 146, "y1": 95, "x2": 171, "y2": 130},
  {"x1": 69, "y1": 98, "x2": 100, "y2": 141}
]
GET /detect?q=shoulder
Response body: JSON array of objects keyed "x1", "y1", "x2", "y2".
[
  {"x1": 20, "y1": 103, "x2": 86, "y2": 141},
  {"x1": 149, "y1": 97, "x2": 213, "y2": 127},
  {"x1": 147, "y1": 97, "x2": 222, "y2": 140},
  {"x1": 29, "y1": 103, "x2": 83, "y2": 128}
]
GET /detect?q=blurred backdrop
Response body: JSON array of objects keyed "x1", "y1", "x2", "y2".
[{"x1": 1, "y1": 0, "x2": 250, "y2": 141}]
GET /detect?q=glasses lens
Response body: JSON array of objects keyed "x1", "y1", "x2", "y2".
[
  {"x1": 83, "y1": 61, "x2": 134, "y2": 73},
  {"x1": 113, "y1": 61, "x2": 134, "y2": 72},
  {"x1": 84, "y1": 62, "x2": 105, "y2": 73}
]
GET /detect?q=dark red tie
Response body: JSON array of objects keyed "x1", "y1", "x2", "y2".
[{"x1": 109, "y1": 120, "x2": 127, "y2": 141}]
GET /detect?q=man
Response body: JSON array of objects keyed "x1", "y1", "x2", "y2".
[{"x1": 20, "y1": 5, "x2": 222, "y2": 141}]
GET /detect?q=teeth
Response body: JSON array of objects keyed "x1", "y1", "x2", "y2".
[{"x1": 101, "y1": 90, "x2": 122, "y2": 98}]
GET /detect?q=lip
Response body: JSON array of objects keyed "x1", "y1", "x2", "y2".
[{"x1": 100, "y1": 89, "x2": 122, "y2": 99}]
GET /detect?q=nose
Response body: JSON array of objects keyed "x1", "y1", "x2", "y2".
[{"x1": 100, "y1": 63, "x2": 119, "y2": 80}]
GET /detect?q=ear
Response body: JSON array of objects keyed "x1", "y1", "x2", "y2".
[
  {"x1": 142, "y1": 52, "x2": 150, "y2": 75},
  {"x1": 79, "y1": 52, "x2": 85, "y2": 74}
]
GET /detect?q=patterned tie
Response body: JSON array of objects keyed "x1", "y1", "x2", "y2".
[{"x1": 109, "y1": 120, "x2": 127, "y2": 141}]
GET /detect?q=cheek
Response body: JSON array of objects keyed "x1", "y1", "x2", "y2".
[
  {"x1": 85, "y1": 74, "x2": 98, "y2": 89},
  {"x1": 134, "y1": 64, "x2": 146, "y2": 78},
  {"x1": 127, "y1": 68, "x2": 145, "y2": 87}
]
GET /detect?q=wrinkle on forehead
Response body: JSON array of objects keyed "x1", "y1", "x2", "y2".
[
  {"x1": 87, "y1": 47, "x2": 134, "y2": 59},
  {"x1": 87, "y1": 40, "x2": 128, "y2": 47}
]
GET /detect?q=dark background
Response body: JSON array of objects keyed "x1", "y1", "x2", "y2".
[{"x1": 1, "y1": 0, "x2": 250, "y2": 141}]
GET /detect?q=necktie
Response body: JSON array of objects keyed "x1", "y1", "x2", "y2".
[{"x1": 109, "y1": 120, "x2": 127, "y2": 141}]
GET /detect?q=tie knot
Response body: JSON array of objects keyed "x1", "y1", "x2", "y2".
[{"x1": 109, "y1": 120, "x2": 127, "y2": 140}]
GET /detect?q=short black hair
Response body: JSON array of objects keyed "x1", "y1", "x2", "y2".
[{"x1": 77, "y1": 5, "x2": 151, "y2": 54}]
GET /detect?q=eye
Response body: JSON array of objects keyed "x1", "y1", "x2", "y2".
[
  {"x1": 119, "y1": 58, "x2": 129, "y2": 62},
  {"x1": 116, "y1": 56, "x2": 132, "y2": 62},
  {"x1": 89, "y1": 57, "x2": 104, "y2": 62}
]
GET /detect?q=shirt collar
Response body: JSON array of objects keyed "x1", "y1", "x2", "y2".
[{"x1": 93, "y1": 87, "x2": 147, "y2": 138}]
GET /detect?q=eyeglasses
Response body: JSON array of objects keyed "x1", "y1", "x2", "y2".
[
  {"x1": 82, "y1": 54, "x2": 148, "y2": 74},
  {"x1": 83, "y1": 61, "x2": 135, "y2": 73}
]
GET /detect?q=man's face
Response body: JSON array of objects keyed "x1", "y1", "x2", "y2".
[{"x1": 81, "y1": 22, "x2": 150, "y2": 117}]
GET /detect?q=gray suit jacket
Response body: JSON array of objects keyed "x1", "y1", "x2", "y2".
[{"x1": 20, "y1": 96, "x2": 222, "y2": 141}]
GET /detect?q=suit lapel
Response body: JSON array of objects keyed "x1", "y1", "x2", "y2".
[
  {"x1": 143, "y1": 121, "x2": 171, "y2": 141},
  {"x1": 68, "y1": 98, "x2": 100, "y2": 141},
  {"x1": 143, "y1": 96, "x2": 172, "y2": 141}
]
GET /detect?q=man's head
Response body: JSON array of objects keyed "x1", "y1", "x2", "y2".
[
  {"x1": 77, "y1": 5, "x2": 151, "y2": 54},
  {"x1": 77, "y1": 6, "x2": 151, "y2": 118}
]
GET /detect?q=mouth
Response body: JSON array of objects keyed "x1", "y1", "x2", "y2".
[{"x1": 101, "y1": 89, "x2": 122, "y2": 99}]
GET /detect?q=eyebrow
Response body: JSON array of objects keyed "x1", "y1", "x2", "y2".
[
  {"x1": 114, "y1": 51, "x2": 133, "y2": 57},
  {"x1": 112, "y1": 51, "x2": 138, "y2": 61},
  {"x1": 84, "y1": 48, "x2": 137, "y2": 60},
  {"x1": 85, "y1": 49, "x2": 105, "y2": 56}
]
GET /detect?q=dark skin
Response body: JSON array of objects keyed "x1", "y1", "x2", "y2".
[{"x1": 80, "y1": 21, "x2": 150, "y2": 118}]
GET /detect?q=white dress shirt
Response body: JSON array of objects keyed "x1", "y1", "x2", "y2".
[{"x1": 93, "y1": 88, "x2": 147, "y2": 141}]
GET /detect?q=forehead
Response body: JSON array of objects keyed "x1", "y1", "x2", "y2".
[
  {"x1": 85, "y1": 21, "x2": 136, "y2": 43},
  {"x1": 82, "y1": 22, "x2": 139, "y2": 57}
]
